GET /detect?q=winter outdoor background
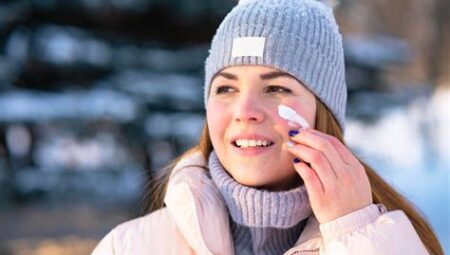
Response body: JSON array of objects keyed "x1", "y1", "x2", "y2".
[{"x1": 0, "y1": 0, "x2": 448, "y2": 254}]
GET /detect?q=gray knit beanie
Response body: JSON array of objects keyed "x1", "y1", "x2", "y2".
[{"x1": 204, "y1": 0, "x2": 347, "y2": 131}]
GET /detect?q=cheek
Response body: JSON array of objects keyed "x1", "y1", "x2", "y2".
[
  {"x1": 276, "y1": 101, "x2": 316, "y2": 129},
  {"x1": 267, "y1": 102, "x2": 315, "y2": 130},
  {"x1": 298, "y1": 106, "x2": 316, "y2": 127},
  {"x1": 206, "y1": 100, "x2": 229, "y2": 143}
]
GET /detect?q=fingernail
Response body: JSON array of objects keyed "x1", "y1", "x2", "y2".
[
  {"x1": 293, "y1": 158, "x2": 301, "y2": 163},
  {"x1": 287, "y1": 141, "x2": 295, "y2": 148},
  {"x1": 288, "y1": 130, "x2": 299, "y2": 137}
]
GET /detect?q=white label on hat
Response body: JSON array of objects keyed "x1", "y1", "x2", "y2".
[{"x1": 231, "y1": 37, "x2": 266, "y2": 58}]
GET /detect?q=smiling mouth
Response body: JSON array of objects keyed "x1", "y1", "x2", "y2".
[{"x1": 232, "y1": 139, "x2": 275, "y2": 148}]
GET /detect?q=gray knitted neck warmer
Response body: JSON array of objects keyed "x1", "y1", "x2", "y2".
[
  {"x1": 208, "y1": 151, "x2": 312, "y2": 228},
  {"x1": 208, "y1": 151, "x2": 312, "y2": 254}
]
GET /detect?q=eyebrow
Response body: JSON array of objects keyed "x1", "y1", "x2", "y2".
[
  {"x1": 213, "y1": 71, "x2": 295, "y2": 81},
  {"x1": 260, "y1": 71, "x2": 295, "y2": 80}
]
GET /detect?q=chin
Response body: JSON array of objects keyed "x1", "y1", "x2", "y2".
[
  {"x1": 232, "y1": 174, "x2": 283, "y2": 190},
  {"x1": 230, "y1": 172, "x2": 269, "y2": 187}
]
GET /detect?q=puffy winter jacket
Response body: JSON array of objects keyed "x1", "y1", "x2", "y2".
[{"x1": 91, "y1": 152, "x2": 429, "y2": 255}]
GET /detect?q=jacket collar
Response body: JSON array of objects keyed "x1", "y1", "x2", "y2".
[
  {"x1": 164, "y1": 152, "x2": 234, "y2": 255},
  {"x1": 164, "y1": 152, "x2": 322, "y2": 255}
]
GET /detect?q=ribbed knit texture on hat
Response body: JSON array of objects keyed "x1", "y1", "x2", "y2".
[
  {"x1": 204, "y1": 0, "x2": 347, "y2": 130},
  {"x1": 209, "y1": 151, "x2": 311, "y2": 254}
]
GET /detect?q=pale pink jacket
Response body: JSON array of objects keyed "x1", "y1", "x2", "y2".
[{"x1": 91, "y1": 152, "x2": 429, "y2": 255}]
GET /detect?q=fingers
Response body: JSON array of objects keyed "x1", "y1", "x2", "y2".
[
  {"x1": 287, "y1": 142, "x2": 336, "y2": 192},
  {"x1": 287, "y1": 128, "x2": 373, "y2": 224},
  {"x1": 293, "y1": 161, "x2": 323, "y2": 201},
  {"x1": 307, "y1": 129, "x2": 359, "y2": 166},
  {"x1": 289, "y1": 128, "x2": 346, "y2": 178},
  {"x1": 306, "y1": 130, "x2": 368, "y2": 182}
]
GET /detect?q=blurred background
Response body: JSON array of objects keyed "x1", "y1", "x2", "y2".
[{"x1": 0, "y1": 0, "x2": 448, "y2": 254}]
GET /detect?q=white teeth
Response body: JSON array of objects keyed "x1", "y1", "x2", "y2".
[{"x1": 235, "y1": 139, "x2": 272, "y2": 148}]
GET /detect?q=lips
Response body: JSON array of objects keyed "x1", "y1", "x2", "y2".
[
  {"x1": 233, "y1": 139, "x2": 274, "y2": 148},
  {"x1": 230, "y1": 134, "x2": 275, "y2": 148}
]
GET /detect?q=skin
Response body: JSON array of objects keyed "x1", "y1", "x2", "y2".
[
  {"x1": 207, "y1": 65, "x2": 317, "y2": 190},
  {"x1": 287, "y1": 129, "x2": 373, "y2": 223},
  {"x1": 207, "y1": 65, "x2": 373, "y2": 224}
]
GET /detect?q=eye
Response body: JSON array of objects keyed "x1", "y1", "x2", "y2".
[
  {"x1": 215, "y1": 85, "x2": 236, "y2": 94},
  {"x1": 265, "y1": 85, "x2": 292, "y2": 94}
]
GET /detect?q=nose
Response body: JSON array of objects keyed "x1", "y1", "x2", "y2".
[{"x1": 233, "y1": 92, "x2": 265, "y2": 123}]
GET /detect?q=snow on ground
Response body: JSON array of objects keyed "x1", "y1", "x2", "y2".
[{"x1": 345, "y1": 87, "x2": 449, "y2": 252}]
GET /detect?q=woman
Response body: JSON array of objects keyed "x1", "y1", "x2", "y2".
[{"x1": 92, "y1": 0, "x2": 443, "y2": 254}]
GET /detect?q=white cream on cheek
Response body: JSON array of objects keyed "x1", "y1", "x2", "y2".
[{"x1": 278, "y1": 104, "x2": 310, "y2": 129}]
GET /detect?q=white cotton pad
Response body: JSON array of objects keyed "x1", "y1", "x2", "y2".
[{"x1": 278, "y1": 105, "x2": 310, "y2": 128}]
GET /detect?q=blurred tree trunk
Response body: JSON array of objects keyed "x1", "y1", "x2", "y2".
[
  {"x1": 337, "y1": 0, "x2": 449, "y2": 88},
  {"x1": 431, "y1": 0, "x2": 450, "y2": 88}
]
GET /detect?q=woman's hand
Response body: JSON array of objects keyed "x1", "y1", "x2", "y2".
[{"x1": 286, "y1": 128, "x2": 373, "y2": 224}]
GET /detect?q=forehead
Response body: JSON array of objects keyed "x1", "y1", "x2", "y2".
[
  {"x1": 222, "y1": 65, "x2": 279, "y2": 74},
  {"x1": 210, "y1": 65, "x2": 316, "y2": 98},
  {"x1": 218, "y1": 65, "x2": 283, "y2": 76},
  {"x1": 213, "y1": 65, "x2": 299, "y2": 82}
]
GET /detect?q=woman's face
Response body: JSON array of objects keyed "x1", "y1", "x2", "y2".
[{"x1": 207, "y1": 65, "x2": 317, "y2": 190}]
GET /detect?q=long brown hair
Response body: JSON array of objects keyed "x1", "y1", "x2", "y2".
[{"x1": 143, "y1": 97, "x2": 443, "y2": 254}]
